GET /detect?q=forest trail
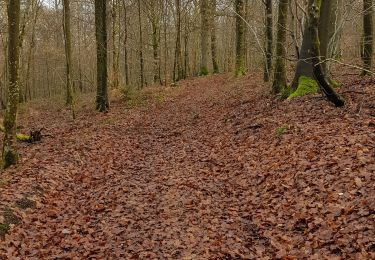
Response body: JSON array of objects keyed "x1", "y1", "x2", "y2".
[{"x1": 0, "y1": 73, "x2": 374, "y2": 259}]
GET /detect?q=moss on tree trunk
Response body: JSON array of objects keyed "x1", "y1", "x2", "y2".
[
  {"x1": 2, "y1": 0, "x2": 21, "y2": 169},
  {"x1": 235, "y1": 0, "x2": 246, "y2": 77},
  {"x1": 308, "y1": 0, "x2": 345, "y2": 107}
]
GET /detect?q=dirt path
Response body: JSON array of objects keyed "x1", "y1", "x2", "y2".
[{"x1": 1, "y1": 74, "x2": 374, "y2": 259}]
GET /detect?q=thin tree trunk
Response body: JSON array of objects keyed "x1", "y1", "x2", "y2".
[
  {"x1": 362, "y1": 0, "x2": 373, "y2": 75},
  {"x1": 173, "y1": 0, "x2": 183, "y2": 82},
  {"x1": 235, "y1": 0, "x2": 246, "y2": 76},
  {"x1": 163, "y1": 1, "x2": 168, "y2": 86},
  {"x1": 200, "y1": 0, "x2": 209, "y2": 75},
  {"x1": 95, "y1": 0, "x2": 109, "y2": 112},
  {"x1": 184, "y1": 14, "x2": 189, "y2": 79},
  {"x1": 62, "y1": 0, "x2": 75, "y2": 119},
  {"x1": 122, "y1": 0, "x2": 129, "y2": 86},
  {"x1": 151, "y1": 19, "x2": 161, "y2": 84},
  {"x1": 3, "y1": 0, "x2": 21, "y2": 168},
  {"x1": 112, "y1": 0, "x2": 120, "y2": 88},
  {"x1": 210, "y1": 0, "x2": 219, "y2": 74},
  {"x1": 25, "y1": 0, "x2": 41, "y2": 102},
  {"x1": 264, "y1": 0, "x2": 273, "y2": 82},
  {"x1": 137, "y1": 0, "x2": 145, "y2": 88},
  {"x1": 272, "y1": 0, "x2": 288, "y2": 94}
]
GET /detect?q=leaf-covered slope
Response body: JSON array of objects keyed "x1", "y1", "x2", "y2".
[{"x1": 0, "y1": 73, "x2": 374, "y2": 259}]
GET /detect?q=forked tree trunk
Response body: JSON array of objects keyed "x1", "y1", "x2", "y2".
[
  {"x1": 94, "y1": 0, "x2": 109, "y2": 112},
  {"x1": 292, "y1": 0, "x2": 342, "y2": 90},
  {"x1": 3, "y1": 0, "x2": 21, "y2": 168},
  {"x1": 308, "y1": 0, "x2": 345, "y2": 107}
]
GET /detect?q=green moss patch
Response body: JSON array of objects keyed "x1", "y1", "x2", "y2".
[
  {"x1": 121, "y1": 86, "x2": 166, "y2": 108},
  {"x1": 0, "y1": 208, "x2": 21, "y2": 238},
  {"x1": 199, "y1": 67, "x2": 209, "y2": 76},
  {"x1": 0, "y1": 223, "x2": 10, "y2": 238},
  {"x1": 288, "y1": 76, "x2": 319, "y2": 100},
  {"x1": 276, "y1": 126, "x2": 288, "y2": 138}
]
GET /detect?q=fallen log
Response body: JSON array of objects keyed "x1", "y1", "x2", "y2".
[{"x1": 0, "y1": 126, "x2": 42, "y2": 143}]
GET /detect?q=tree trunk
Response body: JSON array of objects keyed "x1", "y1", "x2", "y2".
[
  {"x1": 264, "y1": 0, "x2": 273, "y2": 82},
  {"x1": 173, "y1": 0, "x2": 183, "y2": 82},
  {"x1": 184, "y1": 14, "x2": 189, "y2": 79},
  {"x1": 111, "y1": 0, "x2": 120, "y2": 89},
  {"x1": 62, "y1": 0, "x2": 75, "y2": 119},
  {"x1": 163, "y1": 1, "x2": 168, "y2": 86},
  {"x1": 122, "y1": 0, "x2": 129, "y2": 86},
  {"x1": 308, "y1": 0, "x2": 345, "y2": 107},
  {"x1": 25, "y1": 0, "x2": 41, "y2": 102},
  {"x1": 319, "y1": 0, "x2": 342, "y2": 85},
  {"x1": 151, "y1": 18, "x2": 161, "y2": 84},
  {"x1": 2, "y1": 0, "x2": 21, "y2": 168},
  {"x1": 18, "y1": 0, "x2": 32, "y2": 103},
  {"x1": 137, "y1": 0, "x2": 145, "y2": 88},
  {"x1": 200, "y1": 0, "x2": 209, "y2": 76},
  {"x1": 362, "y1": 0, "x2": 373, "y2": 75},
  {"x1": 235, "y1": 0, "x2": 246, "y2": 77},
  {"x1": 272, "y1": 0, "x2": 288, "y2": 94},
  {"x1": 210, "y1": 0, "x2": 219, "y2": 74},
  {"x1": 95, "y1": 0, "x2": 109, "y2": 112},
  {"x1": 292, "y1": 0, "x2": 343, "y2": 90}
]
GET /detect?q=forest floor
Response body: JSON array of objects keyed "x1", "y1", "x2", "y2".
[{"x1": 0, "y1": 72, "x2": 374, "y2": 259}]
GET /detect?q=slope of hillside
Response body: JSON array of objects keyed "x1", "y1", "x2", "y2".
[{"x1": 0, "y1": 73, "x2": 374, "y2": 259}]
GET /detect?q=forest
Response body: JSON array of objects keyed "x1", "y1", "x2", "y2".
[{"x1": 0, "y1": 0, "x2": 374, "y2": 258}]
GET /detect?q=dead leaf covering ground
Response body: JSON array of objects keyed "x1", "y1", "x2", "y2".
[{"x1": 0, "y1": 73, "x2": 374, "y2": 259}]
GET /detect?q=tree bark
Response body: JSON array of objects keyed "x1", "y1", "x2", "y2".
[
  {"x1": 200, "y1": 0, "x2": 209, "y2": 76},
  {"x1": 137, "y1": 0, "x2": 145, "y2": 88},
  {"x1": 210, "y1": 0, "x2": 219, "y2": 74},
  {"x1": 319, "y1": 0, "x2": 342, "y2": 84},
  {"x1": 3, "y1": 0, "x2": 21, "y2": 168},
  {"x1": 235, "y1": 0, "x2": 246, "y2": 76},
  {"x1": 362, "y1": 0, "x2": 373, "y2": 75},
  {"x1": 122, "y1": 0, "x2": 129, "y2": 86},
  {"x1": 292, "y1": 0, "x2": 343, "y2": 89},
  {"x1": 308, "y1": 0, "x2": 345, "y2": 107},
  {"x1": 173, "y1": 0, "x2": 183, "y2": 82},
  {"x1": 264, "y1": 0, "x2": 273, "y2": 82},
  {"x1": 95, "y1": 0, "x2": 109, "y2": 112},
  {"x1": 62, "y1": 0, "x2": 75, "y2": 119},
  {"x1": 272, "y1": 0, "x2": 288, "y2": 94},
  {"x1": 111, "y1": 0, "x2": 120, "y2": 89}
]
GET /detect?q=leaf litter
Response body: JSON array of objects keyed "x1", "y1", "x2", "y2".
[{"x1": 0, "y1": 72, "x2": 374, "y2": 259}]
